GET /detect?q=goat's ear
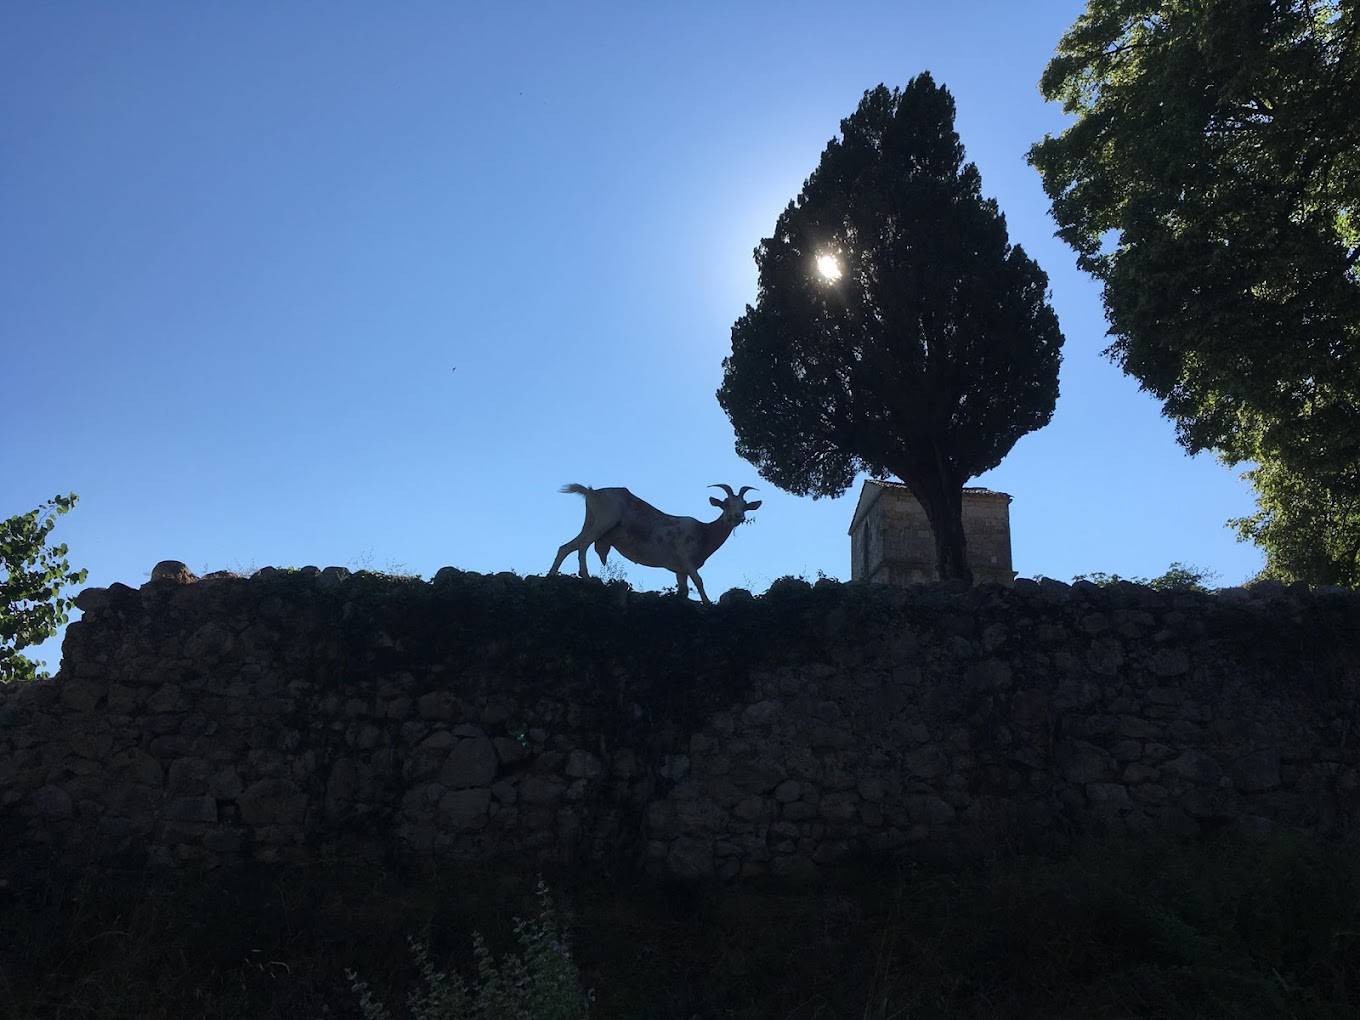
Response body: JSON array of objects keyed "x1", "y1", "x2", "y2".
[
  {"x1": 744, "y1": 500, "x2": 762, "y2": 510},
  {"x1": 710, "y1": 496, "x2": 724, "y2": 508}
]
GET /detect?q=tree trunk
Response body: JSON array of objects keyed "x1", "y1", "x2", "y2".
[
  {"x1": 895, "y1": 455, "x2": 973, "y2": 585},
  {"x1": 923, "y1": 484, "x2": 972, "y2": 584}
]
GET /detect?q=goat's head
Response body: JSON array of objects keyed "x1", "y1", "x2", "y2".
[{"x1": 708, "y1": 483, "x2": 762, "y2": 526}]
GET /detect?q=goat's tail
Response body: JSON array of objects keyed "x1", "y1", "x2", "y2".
[{"x1": 559, "y1": 483, "x2": 592, "y2": 497}]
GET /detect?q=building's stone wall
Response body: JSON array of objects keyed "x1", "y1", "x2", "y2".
[
  {"x1": 849, "y1": 483, "x2": 1015, "y2": 586},
  {"x1": 2, "y1": 568, "x2": 1358, "y2": 883},
  {"x1": 961, "y1": 495, "x2": 1014, "y2": 581}
]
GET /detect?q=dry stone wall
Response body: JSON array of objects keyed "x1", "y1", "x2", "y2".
[{"x1": 2, "y1": 567, "x2": 1358, "y2": 882}]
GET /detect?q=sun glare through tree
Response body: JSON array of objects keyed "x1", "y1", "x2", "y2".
[{"x1": 815, "y1": 253, "x2": 843, "y2": 281}]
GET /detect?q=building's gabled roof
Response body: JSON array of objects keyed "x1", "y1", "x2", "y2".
[{"x1": 846, "y1": 478, "x2": 1013, "y2": 535}]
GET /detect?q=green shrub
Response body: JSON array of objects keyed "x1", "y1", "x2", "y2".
[{"x1": 348, "y1": 880, "x2": 591, "y2": 1020}]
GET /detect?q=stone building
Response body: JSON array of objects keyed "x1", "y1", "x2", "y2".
[{"x1": 848, "y1": 479, "x2": 1015, "y2": 585}]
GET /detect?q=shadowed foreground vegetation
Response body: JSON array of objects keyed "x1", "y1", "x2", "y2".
[{"x1": 2, "y1": 833, "x2": 1358, "y2": 1019}]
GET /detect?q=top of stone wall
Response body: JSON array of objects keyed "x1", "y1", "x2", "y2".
[{"x1": 69, "y1": 559, "x2": 1360, "y2": 629}]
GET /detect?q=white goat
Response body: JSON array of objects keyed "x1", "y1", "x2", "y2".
[{"x1": 549, "y1": 483, "x2": 761, "y2": 604}]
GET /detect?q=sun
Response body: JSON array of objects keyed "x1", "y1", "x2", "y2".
[{"x1": 815, "y1": 253, "x2": 843, "y2": 281}]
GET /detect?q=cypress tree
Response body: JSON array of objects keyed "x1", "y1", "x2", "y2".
[{"x1": 718, "y1": 73, "x2": 1064, "y2": 582}]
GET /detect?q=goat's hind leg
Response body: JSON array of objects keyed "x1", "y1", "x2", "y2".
[
  {"x1": 548, "y1": 540, "x2": 576, "y2": 576},
  {"x1": 550, "y1": 532, "x2": 594, "y2": 578},
  {"x1": 550, "y1": 511, "x2": 595, "y2": 577},
  {"x1": 550, "y1": 500, "x2": 620, "y2": 579},
  {"x1": 551, "y1": 517, "x2": 603, "y2": 579}
]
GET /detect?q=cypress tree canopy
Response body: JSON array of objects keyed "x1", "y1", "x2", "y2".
[{"x1": 717, "y1": 73, "x2": 1064, "y2": 581}]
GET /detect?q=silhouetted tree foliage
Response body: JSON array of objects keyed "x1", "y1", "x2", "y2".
[
  {"x1": 1072, "y1": 561, "x2": 1219, "y2": 592},
  {"x1": 718, "y1": 73, "x2": 1064, "y2": 582},
  {"x1": 1, "y1": 493, "x2": 87, "y2": 682},
  {"x1": 1030, "y1": 0, "x2": 1360, "y2": 584}
]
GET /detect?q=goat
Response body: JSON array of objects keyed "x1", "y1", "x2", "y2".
[{"x1": 549, "y1": 483, "x2": 761, "y2": 604}]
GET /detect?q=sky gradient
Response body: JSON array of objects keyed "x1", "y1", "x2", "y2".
[{"x1": 4, "y1": 2, "x2": 1266, "y2": 671}]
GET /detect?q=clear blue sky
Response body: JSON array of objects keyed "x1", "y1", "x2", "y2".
[{"x1": 4, "y1": 2, "x2": 1264, "y2": 670}]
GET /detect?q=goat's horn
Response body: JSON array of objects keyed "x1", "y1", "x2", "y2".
[
  {"x1": 738, "y1": 486, "x2": 758, "y2": 498},
  {"x1": 709, "y1": 483, "x2": 736, "y2": 497}
]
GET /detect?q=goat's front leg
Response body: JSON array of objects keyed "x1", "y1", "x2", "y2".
[
  {"x1": 674, "y1": 572, "x2": 690, "y2": 600},
  {"x1": 689, "y1": 571, "x2": 712, "y2": 606}
]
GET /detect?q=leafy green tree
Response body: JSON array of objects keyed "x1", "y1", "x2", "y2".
[
  {"x1": 1231, "y1": 458, "x2": 1360, "y2": 587},
  {"x1": 718, "y1": 73, "x2": 1064, "y2": 582},
  {"x1": 1030, "y1": 0, "x2": 1360, "y2": 582},
  {"x1": 1, "y1": 493, "x2": 88, "y2": 683}
]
